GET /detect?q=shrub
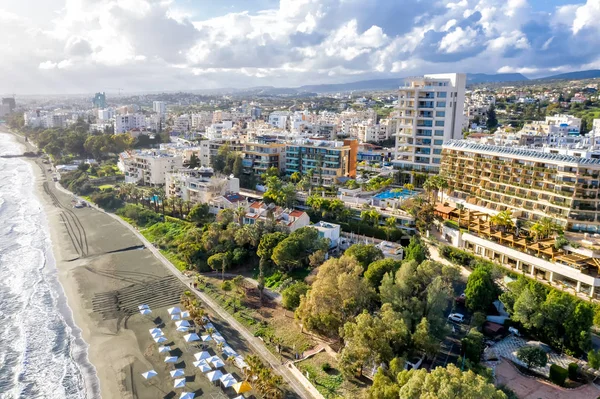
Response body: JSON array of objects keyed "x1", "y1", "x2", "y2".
[
  {"x1": 117, "y1": 204, "x2": 161, "y2": 227},
  {"x1": 321, "y1": 362, "x2": 332, "y2": 372},
  {"x1": 281, "y1": 281, "x2": 309, "y2": 310},
  {"x1": 589, "y1": 349, "x2": 600, "y2": 369},
  {"x1": 517, "y1": 346, "x2": 547, "y2": 370},
  {"x1": 221, "y1": 281, "x2": 233, "y2": 291},
  {"x1": 568, "y1": 362, "x2": 578, "y2": 380},
  {"x1": 549, "y1": 364, "x2": 568, "y2": 386},
  {"x1": 90, "y1": 191, "x2": 124, "y2": 211},
  {"x1": 444, "y1": 220, "x2": 460, "y2": 230}
]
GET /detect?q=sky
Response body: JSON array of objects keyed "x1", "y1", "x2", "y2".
[{"x1": 1, "y1": 0, "x2": 600, "y2": 95}]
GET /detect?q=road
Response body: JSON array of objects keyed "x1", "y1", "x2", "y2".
[{"x1": 54, "y1": 183, "x2": 315, "y2": 399}]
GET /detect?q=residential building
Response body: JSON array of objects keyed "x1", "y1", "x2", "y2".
[
  {"x1": 212, "y1": 110, "x2": 231, "y2": 123},
  {"x1": 174, "y1": 114, "x2": 191, "y2": 132},
  {"x1": 441, "y1": 140, "x2": 600, "y2": 233},
  {"x1": 242, "y1": 138, "x2": 286, "y2": 175},
  {"x1": 119, "y1": 150, "x2": 183, "y2": 185},
  {"x1": 268, "y1": 111, "x2": 291, "y2": 130},
  {"x1": 2, "y1": 97, "x2": 16, "y2": 112},
  {"x1": 191, "y1": 111, "x2": 213, "y2": 130},
  {"x1": 0, "y1": 104, "x2": 10, "y2": 118},
  {"x1": 285, "y1": 139, "x2": 358, "y2": 186},
  {"x1": 209, "y1": 193, "x2": 250, "y2": 215},
  {"x1": 115, "y1": 114, "x2": 146, "y2": 133},
  {"x1": 520, "y1": 114, "x2": 582, "y2": 137},
  {"x1": 394, "y1": 73, "x2": 467, "y2": 175},
  {"x1": 166, "y1": 168, "x2": 240, "y2": 204},
  {"x1": 206, "y1": 121, "x2": 234, "y2": 140},
  {"x1": 313, "y1": 221, "x2": 341, "y2": 248},
  {"x1": 97, "y1": 109, "x2": 114, "y2": 121},
  {"x1": 153, "y1": 101, "x2": 167, "y2": 115},
  {"x1": 243, "y1": 202, "x2": 310, "y2": 232}
]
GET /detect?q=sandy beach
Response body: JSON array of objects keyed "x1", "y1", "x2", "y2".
[{"x1": 6, "y1": 130, "x2": 261, "y2": 399}]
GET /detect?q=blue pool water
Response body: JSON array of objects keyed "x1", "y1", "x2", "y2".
[{"x1": 374, "y1": 189, "x2": 416, "y2": 200}]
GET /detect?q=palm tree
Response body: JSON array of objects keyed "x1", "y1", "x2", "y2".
[
  {"x1": 491, "y1": 210, "x2": 514, "y2": 233},
  {"x1": 422, "y1": 177, "x2": 437, "y2": 203},
  {"x1": 290, "y1": 171, "x2": 301, "y2": 183},
  {"x1": 456, "y1": 203, "x2": 465, "y2": 228},
  {"x1": 183, "y1": 200, "x2": 193, "y2": 217},
  {"x1": 216, "y1": 341, "x2": 225, "y2": 352},
  {"x1": 174, "y1": 197, "x2": 184, "y2": 218},
  {"x1": 234, "y1": 206, "x2": 246, "y2": 226},
  {"x1": 435, "y1": 175, "x2": 449, "y2": 204},
  {"x1": 206, "y1": 327, "x2": 216, "y2": 336},
  {"x1": 385, "y1": 217, "x2": 397, "y2": 240},
  {"x1": 531, "y1": 217, "x2": 563, "y2": 240},
  {"x1": 403, "y1": 183, "x2": 415, "y2": 191}
]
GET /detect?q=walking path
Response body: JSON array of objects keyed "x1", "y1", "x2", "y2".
[
  {"x1": 495, "y1": 360, "x2": 600, "y2": 399},
  {"x1": 53, "y1": 184, "x2": 316, "y2": 399},
  {"x1": 209, "y1": 272, "x2": 282, "y2": 304}
]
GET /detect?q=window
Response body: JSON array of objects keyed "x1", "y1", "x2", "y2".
[
  {"x1": 436, "y1": 101, "x2": 446, "y2": 107},
  {"x1": 435, "y1": 120, "x2": 445, "y2": 127},
  {"x1": 433, "y1": 148, "x2": 442, "y2": 154},
  {"x1": 436, "y1": 111, "x2": 445, "y2": 117},
  {"x1": 434, "y1": 139, "x2": 443, "y2": 145},
  {"x1": 432, "y1": 157, "x2": 441, "y2": 164},
  {"x1": 437, "y1": 92, "x2": 447, "y2": 98},
  {"x1": 434, "y1": 130, "x2": 444, "y2": 136}
]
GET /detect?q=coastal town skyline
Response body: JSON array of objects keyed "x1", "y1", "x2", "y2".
[{"x1": 1, "y1": 0, "x2": 600, "y2": 94}]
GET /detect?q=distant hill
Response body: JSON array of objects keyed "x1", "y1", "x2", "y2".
[
  {"x1": 535, "y1": 70, "x2": 600, "y2": 81},
  {"x1": 467, "y1": 73, "x2": 529, "y2": 84}
]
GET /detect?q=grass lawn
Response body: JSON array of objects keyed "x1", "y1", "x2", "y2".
[{"x1": 296, "y1": 352, "x2": 367, "y2": 399}]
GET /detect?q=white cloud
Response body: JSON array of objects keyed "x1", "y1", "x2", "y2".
[
  {"x1": 439, "y1": 27, "x2": 478, "y2": 53},
  {"x1": 572, "y1": 0, "x2": 600, "y2": 34}
]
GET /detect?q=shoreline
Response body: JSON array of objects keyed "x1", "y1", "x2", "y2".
[{"x1": 3, "y1": 130, "x2": 102, "y2": 398}]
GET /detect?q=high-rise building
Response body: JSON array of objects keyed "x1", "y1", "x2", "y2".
[
  {"x1": 285, "y1": 139, "x2": 358, "y2": 186},
  {"x1": 2, "y1": 97, "x2": 16, "y2": 112},
  {"x1": 394, "y1": 73, "x2": 466, "y2": 176},
  {"x1": 92, "y1": 92, "x2": 106, "y2": 108},
  {"x1": 153, "y1": 101, "x2": 167, "y2": 115}
]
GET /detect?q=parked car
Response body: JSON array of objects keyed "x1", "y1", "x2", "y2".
[
  {"x1": 455, "y1": 293, "x2": 466, "y2": 304},
  {"x1": 447, "y1": 313, "x2": 465, "y2": 323}
]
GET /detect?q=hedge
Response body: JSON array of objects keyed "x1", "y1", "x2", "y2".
[
  {"x1": 549, "y1": 364, "x2": 568, "y2": 386},
  {"x1": 568, "y1": 362, "x2": 578, "y2": 380}
]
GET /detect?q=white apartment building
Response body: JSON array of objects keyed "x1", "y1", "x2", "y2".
[
  {"x1": 119, "y1": 150, "x2": 183, "y2": 185},
  {"x1": 212, "y1": 110, "x2": 231, "y2": 123},
  {"x1": 97, "y1": 109, "x2": 114, "y2": 121},
  {"x1": 191, "y1": 112, "x2": 213, "y2": 130},
  {"x1": 394, "y1": 73, "x2": 467, "y2": 174},
  {"x1": 521, "y1": 114, "x2": 582, "y2": 137},
  {"x1": 153, "y1": 101, "x2": 167, "y2": 115},
  {"x1": 166, "y1": 169, "x2": 240, "y2": 204},
  {"x1": 115, "y1": 114, "x2": 146, "y2": 133},
  {"x1": 268, "y1": 111, "x2": 291, "y2": 130},
  {"x1": 206, "y1": 121, "x2": 234, "y2": 140}
]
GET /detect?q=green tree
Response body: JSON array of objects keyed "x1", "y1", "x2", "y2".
[
  {"x1": 404, "y1": 236, "x2": 429, "y2": 264},
  {"x1": 465, "y1": 267, "x2": 498, "y2": 312},
  {"x1": 257, "y1": 232, "x2": 287, "y2": 264},
  {"x1": 486, "y1": 104, "x2": 498, "y2": 130},
  {"x1": 296, "y1": 255, "x2": 375, "y2": 337},
  {"x1": 517, "y1": 346, "x2": 548, "y2": 370},
  {"x1": 281, "y1": 282, "x2": 310, "y2": 310},
  {"x1": 461, "y1": 328, "x2": 484, "y2": 363},
  {"x1": 207, "y1": 252, "x2": 231, "y2": 280},
  {"x1": 188, "y1": 153, "x2": 200, "y2": 168},
  {"x1": 364, "y1": 258, "x2": 401, "y2": 289},
  {"x1": 344, "y1": 244, "x2": 384, "y2": 269},
  {"x1": 188, "y1": 203, "x2": 210, "y2": 224}
]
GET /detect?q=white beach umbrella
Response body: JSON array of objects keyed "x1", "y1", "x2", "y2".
[
  {"x1": 176, "y1": 326, "x2": 189, "y2": 333},
  {"x1": 149, "y1": 328, "x2": 162, "y2": 335},
  {"x1": 141, "y1": 370, "x2": 157, "y2": 379},
  {"x1": 176, "y1": 320, "x2": 191, "y2": 328},
  {"x1": 154, "y1": 336, "x2": 167, "y2": 344},
  {"x1": 138, "y1": 304, "x2": 150, "y2": 310},
  {"x1": 158, "y1": 346, "x2": 171, "y2": 354},
  {"x1": 206, "y1": 370, "x2": 223, "y2": 382},
  {"x1": 151, "y1": 330, "x2": 164, "y2": 338},
  {"x1": 179, "y1": 393, "x2": 195, "y2": 399},
  {"x1": 204, "y1": 322, "x2": 215, "y2": 330},
  {"x1": 194, "y1": 351, "x2": 211, "y2": 361},
  {"x1": 233, "y1": 396, "x2": 244, "y2": 399},
  {"x1": 221, "y1": 377, "x2": 237, "y2": 388},
  {"x1": 168, "y1": 307, "x2": 182, "y2": 315},
  {"x1": 201, "y1": 335, "x2": 212, "y2": 342},
  {"x1": 171, "y1": 314, "x2": 181, "y2": 321},
  {"x1": 170, "y1": 369, "x2": 185, "y2": 378},
  {"x1": 209, "y1": 356, "x2": 225, "y2": 368},
  {"x1": 212, "y1": 334, "x2": 226, "y2": 344},
  {"x1": 173, "y1": 378, "x2": 186, "y2": 388},
  {"x1": 140, "y1": 308, "x2": 152, "y2": 315},
  {"x1": 164, "y1": 356, "x2": 179, "y2": 363},
  {"x1": 181, "y1": 311, "x2": 190, "y2": 318},
  {"x1": 220, "y1": 373, "x2": 234, "y2": 382},
  {"x1": 193, "y1": 360, "x2": 212, "y2": 372},
  {"x1": 223, "y1": 346, "x2": 237, "y2": 358},
  {"x1": 184, "y1": 333, "x2": 200, "y2": 342}
]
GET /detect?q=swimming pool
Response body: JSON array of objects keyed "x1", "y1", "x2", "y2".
[{"x1": 374, "y1": 189, "x2": 416, "y2": 200}]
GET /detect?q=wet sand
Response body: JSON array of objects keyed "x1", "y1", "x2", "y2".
[{"x1": 6, "y1": 130, "x2": 258, "y2": 398}]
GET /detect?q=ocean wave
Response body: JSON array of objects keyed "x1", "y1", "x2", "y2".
[{"x1": 0, "y1": 133, "x2": 98, "y2": 399}]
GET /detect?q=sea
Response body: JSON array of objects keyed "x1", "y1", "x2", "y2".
[{"x1": 0, "y1": 133, "x2": 99, "y2": 399}]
